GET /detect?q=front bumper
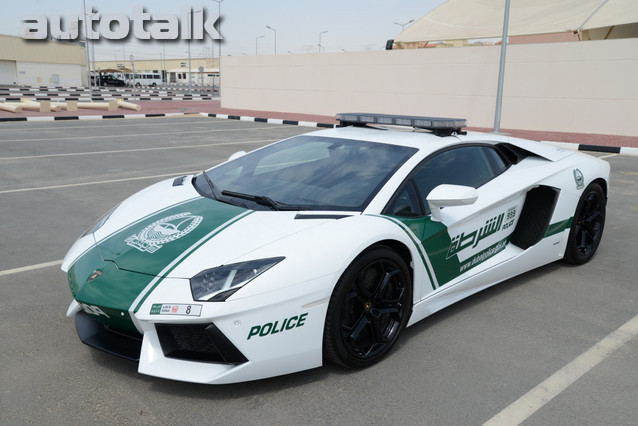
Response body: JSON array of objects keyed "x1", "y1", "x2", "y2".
[
  {"x1": 74, "y1": 311, "x2": 248, "y2": 365},
  {"x1": 68, "y1": 279, "x2": 332, "y2": 384},
  {"x1": 75, "y1": 310, "x2": 142, "y2": 361}
]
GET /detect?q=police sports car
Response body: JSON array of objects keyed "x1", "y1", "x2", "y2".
[{"x1": 63, "y1": 113, "x2": 609, "y2": 384}]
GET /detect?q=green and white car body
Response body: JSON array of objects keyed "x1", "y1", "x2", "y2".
[{"x1": 63, "y1": 114, "x2": 610, "y2": 384}]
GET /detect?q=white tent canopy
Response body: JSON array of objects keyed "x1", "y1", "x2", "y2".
[{"x1": 395, "y1": 0, "x2": 638, "y2": 43}]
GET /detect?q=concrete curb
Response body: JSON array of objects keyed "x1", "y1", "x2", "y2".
[
  {"x1": 0, "y1": 97, "x2": 215, "y2": 102},
  {"x1": 198, "y1": 113, "x2": 638, "y2": 156},
  {"x1": 0, "y1": 112, "x2": 191, "y2": 122},
  {"x1": 1, "y1": 109, "x2": 635, "y2": 156},
  {"x1": 3, "y1": 86, "x2": 215, "y2": 93},
  {"x1": 541, "y1": 141, "x2": 638, "y2": 156},
  {"x1": 0, "y1": 85, "x2": 217, "y2": 102},
  {"x1": 199, "y1": 112, "x2": 337, "y2": 129}
]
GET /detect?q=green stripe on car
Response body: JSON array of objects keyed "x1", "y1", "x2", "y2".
[
  {"x1": 545, "y1": 217, "x2": 573, "y2": 238},
  {"x1": 375, "y1": 214, "x2": 439, "y2": 290},
  {"x1": 68, "y1": 197, "x2": 250, "y2": 333},
  {"x1": 132, "y1": 209, "x2": 253, "y2": 313}
]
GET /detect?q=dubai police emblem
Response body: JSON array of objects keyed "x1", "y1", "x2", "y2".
[
  {"x1": 125, "y1": 212, "x2": 203, "y2": 253},
  {"x1": 573, "y1": 168, "x2": 585, "y2": 190}
]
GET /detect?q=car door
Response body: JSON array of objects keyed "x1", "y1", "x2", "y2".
[{"x1": 385, "y1": 144, "x2": 525, "y2": 297}]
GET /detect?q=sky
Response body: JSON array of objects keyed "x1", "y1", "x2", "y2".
[{"x1": 3, "y1": 0, "x2": 447, "y2": 60}]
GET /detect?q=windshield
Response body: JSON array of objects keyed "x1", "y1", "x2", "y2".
[{"x1": 196, "y1": 135, "x2": 417, "y2": 211}]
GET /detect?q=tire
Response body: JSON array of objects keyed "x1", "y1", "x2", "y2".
[
  {"x1": 135, "y1": 83, "x2": 141, "y2": 88},
  {"x1": 323, "y1": 245, "x2": 412, "y2": 368},
  {"x1": 563, "y1": 182, "x2": 606, "y2": 264}
]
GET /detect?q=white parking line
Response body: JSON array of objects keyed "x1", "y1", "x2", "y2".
[
  {"x1": 0, "y1": 125, "x2": 277, "y2": 144},
  {"x1": 0, "y1": 171, "x2": 199, "y2": 194},
  {"x1": 0, "y1": 118, "x2": 211, "y2": 132},
  {"x1": 0, "y1": 138, "x2": 279, "y2": 161},
  {"x1": 0, "y1": 260, "x2": 63, "y2": 277},
  {"x1": 598, "y1": 153, "x2": 619, "y2": 159},
  {"x1": 483, "y1": 313, "x2": 638, "y2": 425}
]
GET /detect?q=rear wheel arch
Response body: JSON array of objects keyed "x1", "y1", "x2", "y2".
[
  {"x1": 563, "y1": 181, "x2": 606, "y2": 264},
  {"x1": 592, "y1": 177, "x2": 608, "y2": 201}
]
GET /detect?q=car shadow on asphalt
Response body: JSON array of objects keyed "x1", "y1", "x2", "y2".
[
  {"x1": 400, "y1": 260, "x2": 564, "y2": 340},
  {"x1": 89, "y1": 260, "x2": 565, "y2": 398}
]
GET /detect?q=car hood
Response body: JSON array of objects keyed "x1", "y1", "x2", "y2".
[{"x1": 94, "y1": 180, "x2": 341, "y2": 278}]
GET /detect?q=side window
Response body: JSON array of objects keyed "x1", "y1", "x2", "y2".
[
  {"x1": 415, "y1": 145, "x2": 507, "y2": 211},
  {"x1": 484, "y1": 146, "x2": 508, "y2": 176},
  {"x1": 386, "y1": 181, "x2": 422, "y2": 217},
  {"x1": 384, "y1": 145, "x2": 507, "y2": 218}
]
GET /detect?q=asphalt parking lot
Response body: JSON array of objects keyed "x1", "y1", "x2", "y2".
[{"x1": 1, "y1": 116, "x2": 636, "y2": 425}]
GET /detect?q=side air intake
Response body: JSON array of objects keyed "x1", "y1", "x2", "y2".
[{"x1": 510, "y1": 186, "x2": 559, "y2": 250}]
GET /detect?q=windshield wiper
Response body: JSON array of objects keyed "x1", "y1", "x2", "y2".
[
  {"x1": 201, "y1": 170, "x2": 223, "y2": 199},
  {"x1": 221, "y1": 190, "x2": 306, "y2": 211}
]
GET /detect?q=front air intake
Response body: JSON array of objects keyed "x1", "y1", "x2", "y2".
[{"x1": 156, "y1": 323, "x2": 248, "y2": 364}]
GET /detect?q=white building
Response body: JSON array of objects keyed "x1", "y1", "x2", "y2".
[
  {"x1": 0, "y1": 34, "x2": 86, "y2": 86},
  {"x1": 95, "y1": 58, "x2": 220, "y2": 86}
]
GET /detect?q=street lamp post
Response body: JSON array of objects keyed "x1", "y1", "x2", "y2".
[
  {"x1": 494, "y1": 0, "x2": 511, "y2": 133},
  {"x1": 162, "y1": 41, "x2": 166, "y2": 83},
  {"x1": 318, "y1": 30, "x2": 328, "y2": 53},
  {"x1": 81, "y1": 0, "x2": 93, "y2": 98},
  {"x1": 393, "y1": 19, "x2": 414, "y2": 32},
  {"x1": 187, "y1": 8, "x2": 205, "y2": 94},
  {"x1": 90, "y1": 25, "x2": 97, "y2": 87},
  {"x1": 266, "y1": 25, "x2": 277, "y2": 55},
  {"x1": 256, "y1": 35, "x2": 264, "y2": 55},
  {"x1": 211, "y1": 0, "x2": 223, "y2": 92},
  {"x1": 159, "y1": 51, "x2": 166, "y2": 85},
  {"x1": 188, "y1": 9, "x2": 193, "y2": 95}
]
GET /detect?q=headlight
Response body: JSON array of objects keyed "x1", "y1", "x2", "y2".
[{"x1": 190, "y1": 257, "x2": 285, "y2": 302}]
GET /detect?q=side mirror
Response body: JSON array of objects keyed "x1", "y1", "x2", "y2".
[
  {"x1": 228, "y1": 150, "x2": 247, "y2": 161},
  {"x1": 426, "y1": 184, "x2": 478, "y2": 222}
]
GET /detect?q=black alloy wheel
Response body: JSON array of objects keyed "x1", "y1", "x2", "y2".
[
  {"x1": 323, "y1": 245, "x2": 412, "y2": 368},
  {"x1": 564, "y1": 182, "x2": 606, "y2": 264}
]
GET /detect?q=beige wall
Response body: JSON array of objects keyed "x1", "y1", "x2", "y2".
[
  {"x1": 0, "y1": 34, "x2": 86, "y2": 85},
  {"x1": 16, "y1": 62, "x2": 84, "y2": 86},
  {"x1": 222, "y1": 38, "x2": 638, "y2": 136},
  {"x1": 0, "y1": 34, "x2": 85, "y2": 65}
]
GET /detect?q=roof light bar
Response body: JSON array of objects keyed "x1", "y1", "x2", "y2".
[{"x1": 336, "y1": 113, "x2": 467, "y2": 136}]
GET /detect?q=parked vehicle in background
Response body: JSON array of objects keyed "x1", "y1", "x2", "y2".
[
  {"x1": 128, "y1": 72, "x2": 162, "y2": 87},
  {"x1": 100, "y1": 74, "x2": 126, "y2": 86}
]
